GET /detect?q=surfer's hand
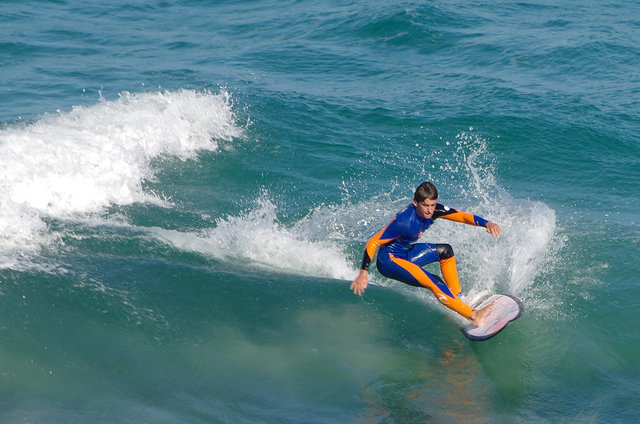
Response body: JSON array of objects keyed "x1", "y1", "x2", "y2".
[
  {"x1": 485, "y1": 221, "x2": 502, "y2": 238},
  {"x1": 351, "y1": 270, "x2": 369, "y2": 295}
]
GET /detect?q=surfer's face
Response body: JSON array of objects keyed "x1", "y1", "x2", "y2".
[{"x1": 413, "y1": 198, "x2": 437, "y2": 219}]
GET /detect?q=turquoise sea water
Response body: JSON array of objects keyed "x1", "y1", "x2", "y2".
[{"x1": 1, "y1": 1, "x2": 639, "y2": 422}]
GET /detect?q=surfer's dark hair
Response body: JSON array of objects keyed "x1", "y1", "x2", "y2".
[{"x1": 414, "y1": 181, "x2": 438, "y2": 202}]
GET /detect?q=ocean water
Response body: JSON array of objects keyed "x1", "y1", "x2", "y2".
[{"x1": 1, "y1": 0, "x2": 639, "y2": 422}]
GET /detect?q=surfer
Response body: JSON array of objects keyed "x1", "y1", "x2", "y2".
[{"x1": 350, "y1": 181, "x2": 501, "y2": 327}]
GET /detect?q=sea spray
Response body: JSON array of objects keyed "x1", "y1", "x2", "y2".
[{"x1": 148, "y1": 198, "x2": 357, "y2": 281}]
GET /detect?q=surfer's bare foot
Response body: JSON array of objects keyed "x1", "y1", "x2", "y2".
[{"x1": 469, "y1": 300, "x2": 497, "y2": 327}]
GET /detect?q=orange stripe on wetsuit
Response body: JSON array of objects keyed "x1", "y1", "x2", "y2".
[
  {"x1": 361, "y1": 217, "x2": 396, "y2": 270},
  {"x1": 436, "y1": 207, "x2": 488, "y2": 227},
  {"x1": 387, "y1": 254, "x2": 473, "y2": 318}
]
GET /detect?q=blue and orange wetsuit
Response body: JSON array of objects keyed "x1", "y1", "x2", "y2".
[{"x1": 360, "y1": 203, "x2": 489, "y2": 318}]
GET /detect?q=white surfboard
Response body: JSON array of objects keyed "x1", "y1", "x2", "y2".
[{"x1": 461, "y1": 294, "x2": 523, "y2": 341}]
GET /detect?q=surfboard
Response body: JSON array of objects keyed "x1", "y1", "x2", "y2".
[{"x1": 461, "y1": 294, "x2": 523, "y2": 341}]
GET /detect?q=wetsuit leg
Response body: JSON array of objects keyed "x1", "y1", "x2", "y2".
[
  {"x1": 406, "y1": 243, "x2": 440, "y2": 267},
  {"x1": 376, "y1": 245, "x2": 473, "y2": 318},
  {"x1": 436, "y1": 244, "x2": 462, "y2": 296},
  {"x1": 408, "y1": 243, "x2": 462, "y2": 296}
]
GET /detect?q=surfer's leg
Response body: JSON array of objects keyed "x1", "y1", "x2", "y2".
[
  {"x1": 435, "y1": 244, "x2": 462, "y2": 296},
  {"x1": 408, "y1": 243, "x2": 462, "y2": 296},
  {"x1": 430, "y1": 245, "x2": 497, "y2": 326},
  {"x1": 377, "y1": 249, "x2": 473, "y2": 319}
]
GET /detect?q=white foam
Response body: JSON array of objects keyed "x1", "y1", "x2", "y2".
[
  {"x1": 149, "y1": 198, "x2": 358, "y2": 281},
  {"x1": 0, "y1": 89, "x2": 243, "y2": 267}
]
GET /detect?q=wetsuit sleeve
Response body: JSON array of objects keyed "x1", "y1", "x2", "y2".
[
  {"x1": 434, "y1": 204, "x2": 489, "y2": 227},
  {"x1": 360, "y1": 216, "x2": 403, "y2": 270}
]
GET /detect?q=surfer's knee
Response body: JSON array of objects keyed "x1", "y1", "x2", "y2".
[{"x1": 436, "y1": 243, "x2": 454, "y2": 260}]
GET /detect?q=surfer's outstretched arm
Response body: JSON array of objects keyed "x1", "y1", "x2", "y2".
[
  {"x1": 351, "y1": 214, "x2": 405, "y2": 296},
  {"x1": 435, "y1": 206, "x2": 502, "y2": 238}
]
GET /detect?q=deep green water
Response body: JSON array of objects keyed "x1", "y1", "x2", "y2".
[{"x1": 1, "y1": 1, "x2": 639, "y2": 422}]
